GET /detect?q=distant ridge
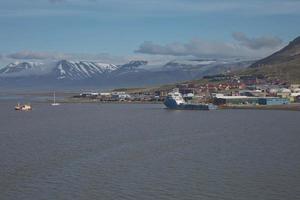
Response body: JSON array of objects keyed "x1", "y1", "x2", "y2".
[
  {"x1": 247, "y1": 36, "x2": 300, "y2": 83},
  {"x1": 0, "y1": 58, "x2": 252, "y2": 89}
]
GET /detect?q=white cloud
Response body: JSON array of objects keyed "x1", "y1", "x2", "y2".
[
  {"x1": 232, "y1": 32, "x2": 282, "y2": 50},
  {"x1": 135, "y1": 33, "x2": 284, "y2": 59},
  {"x1": 2, "y1": 50, "x2": 128, "y2": 65},
  {"x1": 1, "y1": 32, "x2": 285, "y2": 67},
  {"x1": 7, "y1": 51, "x2": 65, "y2": 60}
]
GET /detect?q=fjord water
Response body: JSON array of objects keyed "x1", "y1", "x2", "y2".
[{"x1": 0, "y1": 102, "x2": 299, "y2": 200}]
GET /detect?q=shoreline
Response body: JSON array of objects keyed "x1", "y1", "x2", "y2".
[
  {"x1": 64, "y1": 98, "x2": 300, "y2": 111},
  {"x1": 1, "y1": 95, "x2": 299, "y2": 111},
  {"x1": 220, "y1": 104, "x2": 300, "y2": 111}
]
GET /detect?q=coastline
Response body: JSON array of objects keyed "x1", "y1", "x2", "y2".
[
  {"x1": 1, "y1": 92, "x2": 299, "y2": 111},
  {"x1": 220, "y1": 104, "x2": 300, "y2": 111},
  {"x1": 65, "y1": 97, "x2": 300, "y2": 111}
]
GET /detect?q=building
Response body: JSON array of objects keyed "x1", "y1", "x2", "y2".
[
  {"x1": 290, "y1": 84, "x2": 300, "y2": 90},
  {"x1": 213, "y1": 94, "x2": 289, "y2": 105},
  {"x1": 276, "y1": 88, "x2": 291, "y2": 98},
  {"x1": 154, "y1": 90, "x2": 168, "y2": 97},
  {"x1": 258, "y1": 98, "x2": 289, "y2": 105},
  {"x1": 100, "y1": 92, "x2": 111, "y2": 96},
  {"x1": 239, "y1": 90, "x2": 266, "y2": 97},
  {"x1": 290, "y1": 93, "x2": 300, "y2": 102},
  {"x1": 213, "y1": 94, "x2": 259, "y2": 105},
  {"x1": 79, "y1": 92, "x2": 99, "y2": 98},
  {"x1": 240, "y1": 76, "x2": 258, "y2": 85},
  {"x1": 111, "y1": 92, "x2": 131, "y2": 101}
]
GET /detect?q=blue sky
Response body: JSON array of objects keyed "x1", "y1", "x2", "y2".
[{"x1": 0, "y1": 0, "x2": 300, "y2": 64}]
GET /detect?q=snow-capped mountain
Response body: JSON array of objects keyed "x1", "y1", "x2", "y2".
[
  {"x1": 53, "y1": 60, "x2": 118, "y2": 80},
  {"x1": 0, "y1": 58, "x2": 254, "y2": 88},
  {"x1": 0, "y1": 60, "x2": 119, "y2": 80},
  {"x1": 161, "y1": 59, "x2": 253, "y2": 75},
  {"x1": 113, "y1": 60, "x2": 148, "y2": 75},
  {"x1": 118, "y1": 60, "x2": 148, "y2": 70}
]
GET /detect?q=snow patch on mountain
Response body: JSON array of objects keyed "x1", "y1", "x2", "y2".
[
  {"x1": 53, "y1": 60, "x2": 119, "y2": 80},
  {"x1": 113, "y1": 60, "x2": 148, "y2": 75}
]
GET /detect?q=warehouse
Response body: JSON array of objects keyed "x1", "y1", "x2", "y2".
[
  {"x1": 213, "y1": 94, "x2": 289, "y2": 105},
  {"x1": 258, "y1": 98, "x2": 289, "y2": 105},
  {"x1": 213, "y1": 94, "x2": 259, "y2": 105}
]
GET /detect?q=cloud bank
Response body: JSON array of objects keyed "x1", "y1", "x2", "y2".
[
  {"x1": 232, "y1": 32, "x2": 282, "y2": 50},
  {"x1": 2, "y1": 51, "x2": 127, "y2": 65},
  {"x1": 7, "y1": 51, "x2": 65, "y2": 60},
  {"x1": 135, "y1": 33, "x2": 283, "y2": 59},
  {"x1": 0, "y1": 33, "x2": 285, "y2": 66}
]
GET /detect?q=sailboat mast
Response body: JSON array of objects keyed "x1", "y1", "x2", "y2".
[{"x1": 51, "y1": 91, "x2": 60, "y2": 106}]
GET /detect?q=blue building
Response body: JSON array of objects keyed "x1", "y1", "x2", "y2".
[{"x1": 258, "y1": 98, "x2": 289, "y2": 105}]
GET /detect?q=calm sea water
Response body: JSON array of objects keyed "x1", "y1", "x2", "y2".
[{"x1": 0, "y1": 101, "x2": 299, "y2": 200}]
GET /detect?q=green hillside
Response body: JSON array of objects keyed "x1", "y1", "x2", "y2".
[{"x1": 244, "y1": 36, "x2": 300, "y2": 83}]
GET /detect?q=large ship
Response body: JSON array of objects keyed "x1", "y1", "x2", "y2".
[{"x1": 164, "y1": 91, "x2": 217, "y2": 110}]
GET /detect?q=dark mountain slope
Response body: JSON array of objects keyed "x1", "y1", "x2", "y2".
[{"x1": 246, "y1": 36, "x2": 300, "y2": 83}]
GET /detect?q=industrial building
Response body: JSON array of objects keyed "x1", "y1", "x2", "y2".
[
  {"x1": 258, "y1": 98, "x2": 289, "y2": 105},
  {"x1": 213, "y1": 95, "x2": 259, "y2": 105},
  {"x1": 213, "y1": 94, "x2": 289, "y2": 105}
]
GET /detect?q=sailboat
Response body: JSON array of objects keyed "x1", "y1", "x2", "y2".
[{"x1": 51, "y1": 92, "x2": 60, "y2": 106}]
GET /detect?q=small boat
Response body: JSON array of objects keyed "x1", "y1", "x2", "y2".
[
  {"x1": 15, "y1": 103, "x2": 32, "y2": 111},
  {"x1": 15, "y1": 103, "x2": 22, "y2": 110},
  {"x1": 51, "y1": 92, "x2": 60, "y2": 106}
]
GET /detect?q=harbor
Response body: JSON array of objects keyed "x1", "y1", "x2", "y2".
[
  {"x1": 66, "y1": 81, "x2": 300, "y2": 111},
  {"x1": 3, "y1": 87, "x2": 300, "y2": 112}
]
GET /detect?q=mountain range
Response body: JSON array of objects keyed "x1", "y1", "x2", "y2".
[
  {"x1": 0, "y1": 58, "x2": 252, "y2": 89},
  {"x1": 1, "y1": 35, "x2": 299, "y2": 90}
]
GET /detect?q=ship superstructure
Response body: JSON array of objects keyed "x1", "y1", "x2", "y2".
[{"x1": 164, "y1": 90, "x2": 217, "y2": 110}]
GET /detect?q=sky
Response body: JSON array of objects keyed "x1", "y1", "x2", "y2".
[{"x1": 0, "y1": 0, "x2": 300, "y2": 65}]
